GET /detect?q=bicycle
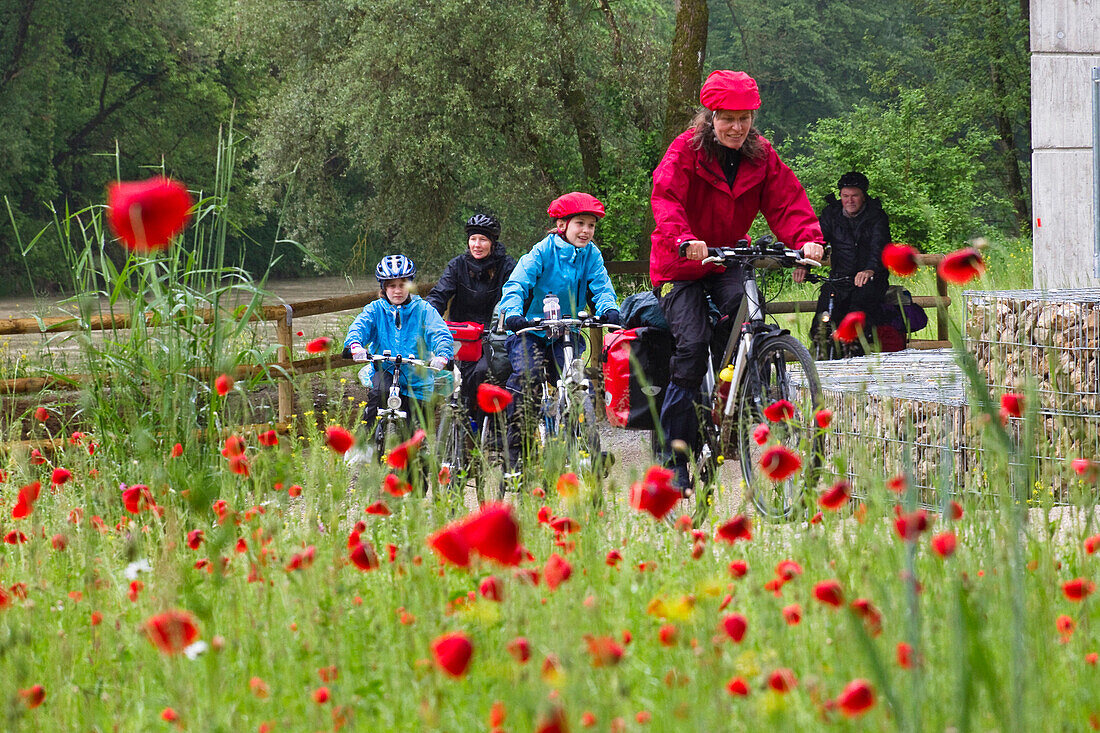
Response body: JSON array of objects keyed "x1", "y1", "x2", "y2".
[
  {"x1": 803, "y1": 271, "x2": 856, "y2": 361},
  {"x1": 479, "y1": 313, "x2": 619, "y2": 499},
  {"x1": 671, "y1": 236, "x2": 825, "y2": 521}
]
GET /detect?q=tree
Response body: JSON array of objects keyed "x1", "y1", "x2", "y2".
[{"x1": 662, "y1": 0, "x2": 708, "y2": 149}]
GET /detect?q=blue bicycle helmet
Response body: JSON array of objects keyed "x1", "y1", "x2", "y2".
[{"x1": 375, "y1": 254, "x2": 416, "y2": 283}]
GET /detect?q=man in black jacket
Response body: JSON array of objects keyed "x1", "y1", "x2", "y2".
[{"x1": 796, "y1": 171, "x2": 891, "y2": 351}]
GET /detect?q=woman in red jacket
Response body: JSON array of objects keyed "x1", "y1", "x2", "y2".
[{"x1": 649, "y1": 69, "x2": 824, "y2": 492}]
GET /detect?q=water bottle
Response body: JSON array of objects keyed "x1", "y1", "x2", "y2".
[{"x1": 542, "y1": 293, "x2": 560, "y2": 322}]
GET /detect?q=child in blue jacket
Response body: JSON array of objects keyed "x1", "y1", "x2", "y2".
[
  {"x1": 496, "y1": 192, "x2": 621, "y2": 465},
  {"x1": 342, "y1": 255, "x2": 454, "y2": 435}
]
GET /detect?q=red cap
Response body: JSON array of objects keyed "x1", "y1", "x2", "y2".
[
  {"x1": 699, "y1": 70, "x2": 760, "y2": 111},
  {"x1": 548, "y1": 192, "x2": 605, "y2": 220}
]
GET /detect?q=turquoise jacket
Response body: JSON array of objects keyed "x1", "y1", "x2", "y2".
[
  {"x1": 497, "y1": 232, "x2": 618, "y2": 324},
  {"x1": 342, "y1": 294, "x2": 454, "y2": 399}
]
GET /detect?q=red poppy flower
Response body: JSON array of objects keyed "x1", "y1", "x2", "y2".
[
  {"x1": 506, "y1": 636, "x2": 531, "y2": 663},
  {"x1": 949, "y1": 501, "x2": 964, "y2": 520},
  {"x1": 763, "y1": 399, "x2": 795, "y2": 422},
  {"x1": 187, "y1": 530, "x2": 204, "y2": 550},
  {"x1": 160, "y1": 707, "x2": 180, "y2": 722},
  {"x1": 170, "y1": 443, "x2": 183, "y2": 458},
  {"x1": 1085, "y1": 535, "x2": 1100, "y2": 555},
  {"x1": 550, "y1": 516, "x2": 580, "y2": 534},
  {"x1": 726, "y1": 677, "x2": 750, "y2": 696},
  {"x1": 1057, "y1": 614, "x2": 1076, "y2": 642},
  {"x1": 585, "y1": 635, "x2": 625, "y2": 667},
  {"x1": 257, "y1": 430, "x2": 279, "y2": 447},
  {"x1": 938, "y1": 247, "x2": 985, "y2": 285},
  {"x1": 767, "y1": 668, "x2": 797, "y2": 693},
  {"x1": 312, "y1": 686, "x2": 330, "y2": 704},
  {"x1": 836, "y1": 678, "x2": 876, "y2": 718},
  {"x1": 606, "y1": 549, "x2": 623, "y2": 567},
  {"x1": 818, "y1": 480, "x2": 850, "y2": 510},
  {"x1": 759, "y1": 445, "x2": 801, "y2": 481},
  {"x1": 215, "y1": 373, "x2": 234, "y2": 396},
  {"x1": 222, "y1": 435, "x2": 246, "y2": 458},
  {"x1": 752, "y1": 423, "x2": 770, "y2": 445},
  {"x1": 720, "y1": 613, "x2": 748, "y2": 642},
  {"x1": 306, "y1": 337, "x2": 333, "y2": 354},
  {"x1": 814, "y1": 409, "x2": 833, "y2": 429},
  {"x1": 850, "y1": 598, "x2": 883, "y2": 636},
  {"x1": 776, "y1": 559, "x2": 803, "y2": 580},
  {"x1": 894, "y1": 509, "x2": 930, "y2": 541},
  {"x1": 462, "y1": 503, "x2": 522, "y2": 565},
  {"x1": 729, "y1": 560, "x2": 748, "y2": 578},
  {"x1": 382, "y1": 473, "x2": 412, "y2": 497},
  {"x1": 107, "y1": 177, "x2": 193, "y2": 251},
  {"x1": 144, "y1": 609, "x2": 200, "y2": 654},
  {"x1": 431, "y1": 632, "x2": 473, "y2": 677},
  {"x1": 19, "y1": 684, "x2": 45, "y2": 709},
  {"x1": 12, "y1": 481, "x2": 41, "y2": 520},
  {"x1": 349, "y1": 542, "x2": 379, "y2": 571},
  {"x1": 781, "y1": 603, "x2": 802, "y2": 625},
  {"x1": 1000, "y1": 392, "x2": 1024, "y2": 419},
  {"x1": 882, "y1": 243, "x2": 919, "y2": 276},
  {"x1": 555, "y1": 472, "x2": 580, "y2": 498},
  {"x1": 834, "y1": 311, "x2": 867, "y2": 343},
  {"x1": 1063, "y1": 578, "x2": 1097, "y2": 601},
  {"x1": 715, "y1": 515, "x2": 752, "y2": 544},
  {"x1": 931, "y1": 531, "x2": 957, "y2": 558},
  {"x1": 813, "y1": 579, "x2": 844, "y2": 607},
  {"x1": 387, "y1": 429, "x2": 427, "y2": 469},
  {"x1": 51, "y1": 533, "x2": 68, "y2": 551},
  {"x1": 34, "y1": 406, "x2": 49, "y2": 422},
  {"x1": 1072, "y1": 458, "x2": 1098, "y2": 481},
  {"x1": 365, "y1": 500, "x2": 392, "y2": 516},
  {"x1": 628, "y1": 465, "x2": 682, "y2": 520},
  {"x1": 478, "y1": 575, "x2": 503, "y2": 602},
  {"x1": 544, "y1": 553, "x2": 573, "y2": 590},
  {"x1": 228, "y1": 455, "x2": 250, "y2": 477},
  {"x1": 886, "y1": 474, "x2": 906, "y2": 493},
  {"x1": 477, "y1": 383, "x2": 513, "y2": 414},
  {"x1": 122, "y1": 484, "x2": 158, "y2": 514},
  {"x1": 325, "y1": 426, "x2": 355, "y2": 455},
  {"x1": 427, "y1": 526, "x2": 472, "y2": 567},
  {"x1": 896, "y1": 642, "x2": 914, "y2": 669},
  {"x1": 535, "y1": 706, "x2": 567, "y2": 733},
  {"x1": 658, "y1": 624, "x2": 677, "y2": 646}
]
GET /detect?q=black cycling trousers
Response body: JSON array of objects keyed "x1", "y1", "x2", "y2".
[
  {"x1": 813, "y1": 280, "x2": 888, "y2": 329},
  {"x1": 654, "y1": 267, "x2": 744, "y2": 389}
]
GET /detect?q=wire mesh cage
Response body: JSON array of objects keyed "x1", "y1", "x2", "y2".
[{"x1": 964, "y1": 289, "x2": 1100, "y2": 414}]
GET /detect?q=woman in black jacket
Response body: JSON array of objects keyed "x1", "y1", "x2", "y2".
[{"x1": 427, "y1": 213, "x2": 516, "y2": 416}]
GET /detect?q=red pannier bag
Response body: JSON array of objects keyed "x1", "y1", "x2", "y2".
[
  {"x1": 602, "y1": 327, "x2": 673, "y2": 430},
  {"x1": 447, "y1": 321, "x2": 485, "y2": 361}
]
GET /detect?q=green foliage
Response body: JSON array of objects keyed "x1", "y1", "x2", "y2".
[{"x1": 780, "y1": 89, "x2": 1009, "y2": 254}]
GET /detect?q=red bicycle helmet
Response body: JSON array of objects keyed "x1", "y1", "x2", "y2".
[
  {"x1": 699, "y1": 70, "x2": 761, "y2": 111},
  {"x1": 547, "y1": 192, "x2": 605, "y2": 220}
]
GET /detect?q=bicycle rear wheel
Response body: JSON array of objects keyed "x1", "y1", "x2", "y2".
[{"x1": 735, "y1": 334, "x2": 822, "y2": 519}]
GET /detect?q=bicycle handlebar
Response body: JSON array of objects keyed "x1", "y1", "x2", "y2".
[
  {"x1": 363, "y1": 351, "x2": 454, "y2": 372},
  {"x1": 514, "y1": 315, "x2": 624, "y2": 336},
  {"x1": 679, "y1": 237, "x2": 819, "y2": 269}
]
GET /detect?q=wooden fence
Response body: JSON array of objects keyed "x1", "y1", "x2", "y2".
[{"x1": 1, "y1": 255, "x2": 949, "y2": 434}]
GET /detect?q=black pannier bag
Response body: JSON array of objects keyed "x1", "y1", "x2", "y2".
[{"x1": 602, "y1": 326, "x2": 673, "y2": 430}]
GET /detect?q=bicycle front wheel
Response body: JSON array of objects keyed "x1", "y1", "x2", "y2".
[
  {"x1": 735, "y1": 334, "x2": 822, "y2": 519},
  {"x1": 435, "y1": 403, "x2": 472, "y2": 503}
]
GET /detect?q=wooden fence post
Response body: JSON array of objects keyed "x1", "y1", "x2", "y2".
[
  {"x1": 936, "y1": 272, "x2": 949, "y2": 342},
  {"x1": 276, "y1": 305, "x2": 294, "y2": 425}
]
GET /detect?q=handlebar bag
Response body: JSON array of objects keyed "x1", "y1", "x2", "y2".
[
  {"x1": 602, "y1": 327, "x2": 673, "y2": 430},
  {"x1": 447, "y1": 321, "x2": 485, "y2": 361}
]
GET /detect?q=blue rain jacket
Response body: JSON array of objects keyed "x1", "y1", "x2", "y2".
[
  {"x1": 343, "y1": 294, "x2": 454, "y2": 399},
  {"x1": 497, "y1": 233, "x2": 619, "y2": 325}
]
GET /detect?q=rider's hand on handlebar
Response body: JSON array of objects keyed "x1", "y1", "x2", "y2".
[
  {"x1": 854, "y1": 269, "x2": 875, "y2": 287},
  {"x1": 601, "y1": 309, "x2": 621, "y2": 326},
  {"x1": 679, "y1": 240, "x2": 708, "y2": 261},
  {"x1": 792, "y1": 266, "x2": 808, "y2": 284},
  {"x1": 429, "y1": 356, "x2": 448, "y2": 370},
  {"x1": 349, "y1": 344, "x2": 370, "y2": 362},
  {"x1": 505, "y1": 315, "x2": 529, "y2": 333},
  {"x1": 799, "y1": 242, "x2": 825, "y2": 262}
]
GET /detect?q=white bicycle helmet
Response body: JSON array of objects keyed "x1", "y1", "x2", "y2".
[{"x1": 375, "y1": 254, "x2": 416, "y2": 283}]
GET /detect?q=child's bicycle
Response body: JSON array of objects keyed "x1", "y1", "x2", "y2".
[
  {"x1": 674, "y1": 236, "x2": 825, "y2": 522},
  {"x1": 482, "y1": 313, "x2": 620, "y2": 498}
]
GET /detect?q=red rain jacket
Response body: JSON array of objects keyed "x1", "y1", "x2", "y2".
[{"x1": 649, "y1": 129, "x2": 823, "y2": 285}]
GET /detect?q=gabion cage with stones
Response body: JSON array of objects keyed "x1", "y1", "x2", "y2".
[
  {"x1": 797, "y1": 350, "x2": 1100, "y2": 507},
  {"x1": 964, "y1": 289, "x2": 1100, "y2": 414}
]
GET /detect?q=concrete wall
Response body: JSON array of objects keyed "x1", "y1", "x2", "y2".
[{"x1": 1031, "y1": 0, "x2": 1100, "y2": 289}]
